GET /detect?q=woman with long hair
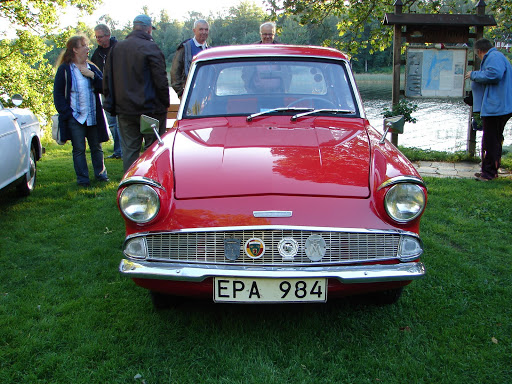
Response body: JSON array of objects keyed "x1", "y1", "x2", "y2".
[{"x1": 53, "y1": 35, "x2": 109, "y2": 187}]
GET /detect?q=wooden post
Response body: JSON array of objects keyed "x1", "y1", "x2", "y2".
[
  {"x1": 467, "y1": 0, "x2": 486, "y2": 156},
  {"x1": 391, "y1": 0, "x2": 403, "y2": 146}
]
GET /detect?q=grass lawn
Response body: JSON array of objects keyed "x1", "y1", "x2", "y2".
[{"x1": 1, "y1": 142, "x2": 511, "y2": 383}]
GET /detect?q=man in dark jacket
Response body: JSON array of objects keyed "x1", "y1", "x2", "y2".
[
  {"x1": 91, "y1": 24, "x2": 117, "y2": 72},
  {"x1": 91, "y1": 24, "x2": 122, "y2": 159},
  {"x1": 103, "y1": 15, "x2": 170, "y2": 172}
]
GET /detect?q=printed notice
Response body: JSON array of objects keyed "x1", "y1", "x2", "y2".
[{"x1": 406, "y1": 47, "x2": 467, "y2": 97}]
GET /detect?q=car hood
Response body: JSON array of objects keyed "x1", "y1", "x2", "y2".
[{"x1": 173, "y1": 117, "x2": 370, "y2": 199}]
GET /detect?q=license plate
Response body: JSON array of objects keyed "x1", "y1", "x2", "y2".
[{"x1": 214, "y1": 277, "x2": 327, "y2": 303}]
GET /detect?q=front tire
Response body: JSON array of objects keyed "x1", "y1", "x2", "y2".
[
  {"x1": 368, "y1": 287, "x2": 403, "y2": 305},
  {"x1": 16, "y1": 145, "x2": 37, "y2": 196},
  {"x1": 150, "y1": 291, "x2": 184, "y2": 309}
]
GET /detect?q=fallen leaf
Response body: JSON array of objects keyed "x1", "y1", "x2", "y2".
[
  {"x1": 400, "y1": 326, "x2": 411, "y2": 332},
  {"x1": 491, "y1": 337, "x2": 498, "y2": 344}
]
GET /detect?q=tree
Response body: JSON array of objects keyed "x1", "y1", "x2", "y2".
[
  {"x1": 265, "y1": 0, "x2": 512, "y2": 55},
  {"x1": 152, "y1": 12, "x2": 185, "y2": 66},
  {"x1": 278, "y1": 17, "x2": 310, "y2": 45},
  {"x1": 1, "y1": 30, "x2": 54, "y2": 119},
  {"x1": 210, "y1": 2, "x2": 266, "y2": 46},
  {"x1": 0, "y1": 0, "x2": 99, "y2": 34},
  {"x1": 0, "y1": 0, "x2": 100, "y2": 125}
]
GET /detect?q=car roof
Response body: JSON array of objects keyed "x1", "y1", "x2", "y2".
[{"x1": 193, "y1": 44, "x2": 350, "y2": 63}]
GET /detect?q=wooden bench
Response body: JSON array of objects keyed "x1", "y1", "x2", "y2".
[{"x1": 167, "y1": 104, "x2": 180, "y2": 119}]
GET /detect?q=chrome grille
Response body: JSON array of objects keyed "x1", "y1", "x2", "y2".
[{"x1": 144, "y1": 229, "x2": 401, "y2": 265}]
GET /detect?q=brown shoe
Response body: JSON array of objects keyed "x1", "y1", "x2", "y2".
[
  {"x1": 475, "y1": 172, "x2": 498, "y2": 179},
  {"x1": 475, "y1": 175, "x2": 491, "y2": 181}
]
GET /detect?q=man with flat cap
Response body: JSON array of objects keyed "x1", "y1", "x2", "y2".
[{"x1": 103, "y1": 14, "x2": 170, "y2": 172}]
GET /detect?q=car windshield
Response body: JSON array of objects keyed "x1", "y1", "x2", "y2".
[{"x1": 183, "y1": 59, "x2": 359, "y2": 118}]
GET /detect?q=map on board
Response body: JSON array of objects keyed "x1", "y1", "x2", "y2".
[{"x1": 405, "y1": 48, "x2": 467, "y2": 97}]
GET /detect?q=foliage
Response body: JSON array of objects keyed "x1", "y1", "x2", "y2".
[
  {"x1": 0, "y1": 144, "x2": 511, "y2": 383},
  {"x1": 382, "y1": 98, "x2": 418, "y2": 124},
  {"x1": 152, "y1": 14, "x2": 186, "y2": 61},
  {"x1": 210, "y1": 2, "x2": 267, "y2": 45},
  {"x1": 501, "y1": 145, "x2": 512, "y2": 170},
  {"x1": 487, "y1": 0, "x2": 512, "y2": 41},
  {"x1": 398, "y1": 147, "x2": 479, "y2": 162},
  {"x1": 0, "y1": 30, "x2": 54, "y2": 118},
  {"x1": 0, "y1": 0, "x2": 101, "y2": 123},
  {"x1": 266, "y1": 0, "x2": 512, "y2": 55},
  {"x1": 400, "y1": 145, "x2": 511, "y2": 170},
  {"x1": 0, "y1": 0, "x2": 100, "y2": 34}
]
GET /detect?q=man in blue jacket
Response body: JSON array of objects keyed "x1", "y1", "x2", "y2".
[{"x1": 466, "y1": 39, "x2": 512, "y2": 181}]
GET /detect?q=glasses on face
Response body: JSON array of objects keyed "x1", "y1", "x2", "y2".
[
  {"x1": 261, "y1": 33, "x2": 274, "y2": 37},
  {"x1": 95, "y1": 35, "x2": 106, "y2": 40}
]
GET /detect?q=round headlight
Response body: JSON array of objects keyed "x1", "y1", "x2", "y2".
[
  {"x1": 119, "y1": 184, "x2": 160, "y2": 223},
  {"x1": 384, "y1": 183, "x2": 425, "y2": 223}
]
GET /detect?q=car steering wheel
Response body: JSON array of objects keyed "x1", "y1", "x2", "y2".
[{"x1": 287, "y1": 97, "x2": 337, "y2": 109}]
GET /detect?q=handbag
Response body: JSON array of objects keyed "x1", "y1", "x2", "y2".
[
  {"x1": 51, "y1": 68, "x2": 68, "y2": 145},
  {"x1": 463, "y1": 91, "x2": 473, "y2": 106},
  {"x1": 51, "y1": 114, "x2": 66, "y2": 145}
]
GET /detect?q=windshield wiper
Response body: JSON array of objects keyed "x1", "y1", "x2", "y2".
[
  {"x1": 246, "y1": 107, "x2": 313, "y2": 121},
  {"x1": 291, "y1": 109, "x2": 355, "y2": 121}
]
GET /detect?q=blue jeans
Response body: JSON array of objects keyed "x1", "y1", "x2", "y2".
[
  {"x1": 68, "y1": 117, "x2": 108, "y2": 185},
  {"x1": 106, "y1": 111, "x2": 122, "y2": 157}
]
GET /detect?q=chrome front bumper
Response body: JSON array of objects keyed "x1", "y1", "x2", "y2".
[{"x1": 119, "y1": 259, "x2": 426, "y2": 284}]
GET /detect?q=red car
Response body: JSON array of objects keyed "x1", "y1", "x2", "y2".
[{"x1": 118, "y1": 45, "x2": 427, "y2": 307}]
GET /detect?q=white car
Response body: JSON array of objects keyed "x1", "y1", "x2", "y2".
[{"x1": 0, "y1": 94, "x2": 43, "y2": 196}]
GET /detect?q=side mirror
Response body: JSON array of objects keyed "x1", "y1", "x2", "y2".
[
  {"x1": 379, "y1": 115, "x2": 405, "y2": 144},
  {"x1": 11, "y1": 94, "x2": 23, "y2": 107},
  {"x1": 140, "y1": 114, "x2": 163, "y2": 145}
]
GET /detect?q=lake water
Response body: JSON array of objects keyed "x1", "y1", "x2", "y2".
[{"x1": 355, "y1": 74, "x2": 512, "y2": 153}]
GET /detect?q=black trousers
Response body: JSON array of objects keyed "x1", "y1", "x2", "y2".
[{"x1": 481, "y1": 113, "x2": 512, "y2": 179}]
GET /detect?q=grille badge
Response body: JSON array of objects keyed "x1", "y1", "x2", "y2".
[
  {"x1": 224, "y1": 238, "x2": 241, "y2": 261},
  {"x1": 305, "y1": 235, "x2": 327, "y2": 261},
  {"x1": 244, "y1": 238, "x2": 266, "y2": 259},
  {"x1": 278, "y1": 238, "x2": 299, "y2": 260}
]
